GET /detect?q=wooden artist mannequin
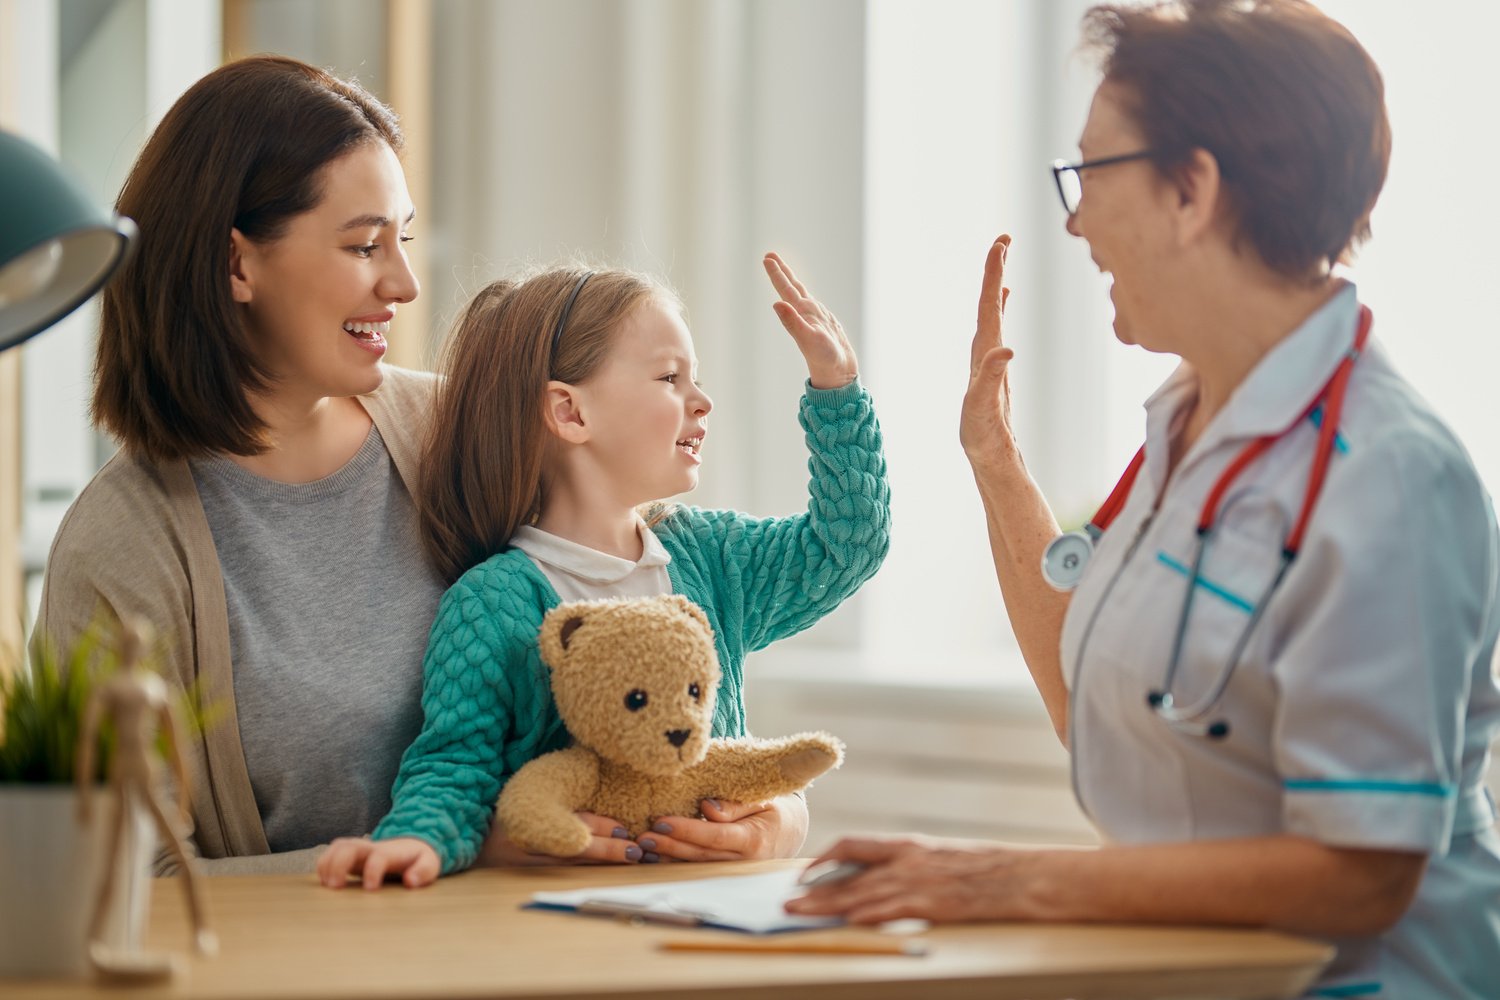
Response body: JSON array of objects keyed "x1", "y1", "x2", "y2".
[{"x1": 76, "y1": 617, "x2": 216, "y2": 980}]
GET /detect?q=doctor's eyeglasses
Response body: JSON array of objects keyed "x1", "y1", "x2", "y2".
[{"x1": 1050, "y1": 150, "x2": 1158, "y2": 215}]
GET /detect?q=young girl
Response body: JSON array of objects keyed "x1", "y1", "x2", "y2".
[{"x1": 318, "y1": 255, "x2": 889, "y2": 888}]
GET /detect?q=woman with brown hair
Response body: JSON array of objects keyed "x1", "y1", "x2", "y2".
[
  {"x1": 791, "y1": 2, "x2": 1500, "y2": 996},
  {"x1": 33, "y1": 55, "x2": 455, "y2": 875}
]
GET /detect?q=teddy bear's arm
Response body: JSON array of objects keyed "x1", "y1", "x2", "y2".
[
  {"x1": 689, "y1": 732, "x2": 844, "y2": 806},
  {"x1": 495, "y1": 747, "x2": 602, "y2": 858}
]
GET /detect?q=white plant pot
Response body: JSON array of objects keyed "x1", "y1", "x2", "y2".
[{"x1": 0, "y1": 785, "x2": 155, "y2": 979}]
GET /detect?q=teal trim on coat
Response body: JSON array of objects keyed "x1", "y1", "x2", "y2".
[
  {"x1": 1155, "y1": 552, "x2": 1255, "y2": 614},
  {"x1": 1312, "y1": 982, "x2": 1382, "y2": 997},
  {"x1": 1307, "y1": 405, "x2": 1350, "y2": 453},
  {"x1": 1284, "y1": 778, "x2": 1452, "y2": 797}
]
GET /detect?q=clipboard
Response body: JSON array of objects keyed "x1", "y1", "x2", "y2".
[{"x1": 526, "y1": 869, "x2": 843, "y2": 934}]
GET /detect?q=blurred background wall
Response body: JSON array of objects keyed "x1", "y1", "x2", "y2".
[{"x1": 3, "y1": 0, "x2": 1497, "y2": 847}]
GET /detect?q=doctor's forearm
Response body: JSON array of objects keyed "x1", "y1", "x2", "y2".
[
  {"x1": 1021, "y1": 836, "x2": 1425, "y2": 936},
  {"x1": 971, "y1": 458, "x2": 1071, "y2": 743}
]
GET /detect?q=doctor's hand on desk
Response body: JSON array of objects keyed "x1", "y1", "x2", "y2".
[
  {"x1": 788, "y1": 834, "x2": 1428, "y2": 935},
  {"x1": 785, "y1": 835, "x2": 1043, "y2": 924}
]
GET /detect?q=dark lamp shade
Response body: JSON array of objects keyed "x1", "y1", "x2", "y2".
[{"x1": 0, "y1": 129, "x2": 136, "y2": 353}]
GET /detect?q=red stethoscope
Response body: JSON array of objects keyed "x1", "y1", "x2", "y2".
[{"x1": 1043, "y1": 305, "x2": 1373, "y2": 739}]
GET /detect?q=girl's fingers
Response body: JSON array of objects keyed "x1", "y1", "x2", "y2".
[
  {"x1": 771, "y1": 299, "x2": 817, "y2": 341},
  {"x1": 406, "y1": 851, "x2": 441, "y2": 888},
  {"x1": 762, "y1": 255, "x2": 800, "y2": 304},
  {"x1": 362, "y1": 849, "x2": 390, "y2": 891},
  {"x1": 319, "y1": 839, "x2": 363, "y2": 887},
  {"x1": 766, "y1": 252, "x2": 810, "y2": 297}
]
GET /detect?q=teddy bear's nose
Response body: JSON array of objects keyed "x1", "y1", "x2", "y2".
[{"x1": 665, "y1": 729, "x2": 691, "y2": 748}]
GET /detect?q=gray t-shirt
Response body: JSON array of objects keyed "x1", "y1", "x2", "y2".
[{"x1": 190, "y1": 426, "x2": 446, "y2": 853}]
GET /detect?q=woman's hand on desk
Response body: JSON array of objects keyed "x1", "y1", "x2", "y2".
[
  {"x1": 643, "y1": 793, "x2": 810, "y2": 862},
  {"x1": 318, "y1": 836, "x2": 442, "y2": 890},
  {"x1": 476, "y1": 812, "x2": 646, "y2": 867}
]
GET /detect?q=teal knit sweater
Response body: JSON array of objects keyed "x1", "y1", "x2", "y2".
[{"x1": 372, "y1": 380, "x2": 889, "y2": 872}]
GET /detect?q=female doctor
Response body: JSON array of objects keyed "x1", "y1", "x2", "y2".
[{"x1": 789, "y1": 1, "x2": 1500, "y2": 996}]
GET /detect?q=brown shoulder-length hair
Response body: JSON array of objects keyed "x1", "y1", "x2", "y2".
[
  {"x1": 1081, "y1": 0, "x2": 1390, "y2": 280},
  {"x1": 93, "y1": 55, "x2": 402, "y2": 462},
  {"x1": 418, "y1": 267, "x2": 673, "y2": 584}
]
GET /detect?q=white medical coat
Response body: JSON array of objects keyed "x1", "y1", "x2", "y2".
[{"x1": 1060, "y1": 284, "x2": 1500, "y2": 998}]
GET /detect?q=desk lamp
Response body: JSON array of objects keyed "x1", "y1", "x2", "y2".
[{"x1": 0, "y1": 128, "x2": 135, "y2": 352}]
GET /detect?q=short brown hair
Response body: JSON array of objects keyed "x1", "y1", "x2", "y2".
[
  {"x1": 418, "y1": 267, "x2": 672, "y2": 584},
  {"x1": 1082, "y1": 0, "x2": 1390, "y2": 279},
  {"x1": 93, "y1": 56, "x2": 403, "y2": 462}
]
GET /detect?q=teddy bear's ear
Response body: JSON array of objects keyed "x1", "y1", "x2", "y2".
[
  {"x1": 660, "y1": 594, "x2": 713, "y2": 637},
  {"x1": 537, "y1": 607, "x2": 588, "y2": 668}
]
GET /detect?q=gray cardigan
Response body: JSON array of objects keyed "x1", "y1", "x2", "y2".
[{"x1": 33, "y1": 367, "x2": 436, "y2": 874}]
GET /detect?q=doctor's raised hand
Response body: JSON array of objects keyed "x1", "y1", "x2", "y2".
[
  {"x1": 958, "y1": 234, "x2": 1073, "y2": 739},
  {"x1": 959, "y1": 234, "x2": 1017, "y2": 473}
]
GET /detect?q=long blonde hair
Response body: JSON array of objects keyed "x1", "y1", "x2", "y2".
[{"x1": 418, "y1": 266, "x2": 672, "y2": 584}]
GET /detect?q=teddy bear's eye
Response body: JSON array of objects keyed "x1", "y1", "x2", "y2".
[
  {"x1": 688, "y1": 683, "x2": 701, "y2": 702},
  {"x1": 625, "y1": 689, "x2": 648, "y2": 712}
]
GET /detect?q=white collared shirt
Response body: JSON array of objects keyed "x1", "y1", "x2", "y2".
[
  {"x1": 509, "y1": 521, "x2": 673, "y2": 604},
  {"x1": 1059, "y1": 283, "x2": 1500, "y2": 998}
]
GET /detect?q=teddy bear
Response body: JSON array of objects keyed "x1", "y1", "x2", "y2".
[{"x1": 496, "y1": 594, "x2": 844, "y2": 858}]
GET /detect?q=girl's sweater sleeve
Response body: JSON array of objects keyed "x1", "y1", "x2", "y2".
[
  {"x1": 683, "y1": 379, "x2": 890, "y2": 651},
  {"x1": 370, "y1": 567, "x2": 561, "y2": 874}
]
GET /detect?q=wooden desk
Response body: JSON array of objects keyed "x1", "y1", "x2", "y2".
[{"x1": 17, "y1": 860, "x2": 1331, "y2": 1000}]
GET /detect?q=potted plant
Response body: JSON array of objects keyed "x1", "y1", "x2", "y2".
[{"x1": 0, "y1": 621, "x2": 160, "y2": 979}]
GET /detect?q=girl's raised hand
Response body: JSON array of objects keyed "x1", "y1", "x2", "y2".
[
  {"x1": 318, "y1": 835, "x2": 440, "y2": 890},
  {"x1": 764, "y1": 252, "x2": 859, "y2": 390}
]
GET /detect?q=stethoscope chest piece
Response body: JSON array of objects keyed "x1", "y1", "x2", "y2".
[{"x1": 1042, "y1": 528, "x2": 1098, "y2": 592}]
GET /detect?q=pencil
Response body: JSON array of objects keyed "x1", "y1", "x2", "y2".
[{"x1": 658, "y1": 938, "x2": 928, "y2": 957}]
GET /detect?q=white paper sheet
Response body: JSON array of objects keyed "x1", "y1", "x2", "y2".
[{"x1": 527, "y1": 868, "x2": 844, "y2": 934}]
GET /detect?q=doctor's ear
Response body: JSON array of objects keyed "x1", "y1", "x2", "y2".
[
  {"x1": 1168, "y1": 148, "x2": 1225, "y2": 247},
  {"x1": 543, "y1": 382, "x2": 590, "y2": 444},
  {"x1": 228, "y1": 228, "x2": 256, "y2": 304}
]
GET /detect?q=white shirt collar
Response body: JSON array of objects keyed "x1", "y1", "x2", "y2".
[
  {"x1": 1141, "y1": 282, "x2": 1363, "y2": 490},
  {"x1": 509, "y1": 521, "x2": 672, "y2": 586}
]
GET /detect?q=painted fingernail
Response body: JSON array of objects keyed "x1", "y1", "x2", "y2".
[
  {"x1": 703, "y1": 799, "x2": 721, "y2": 812},
  {"x1": 625, "y1": 845, "x2": 643, "y2": 862},
  {"x1": 611, "y1": 827, "x2": 629, "y2": 839},
  {"x1": 652, "y1": 821, "x2": 673, "y2": 834},
  {"x1": 641, "y1": 852, "x2": 661, "y2": 864},
  {"x1": 638, "y1": 838, "x2": 657, "y2": 851}
]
